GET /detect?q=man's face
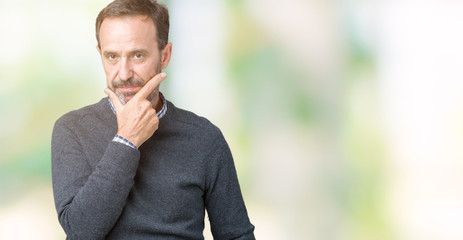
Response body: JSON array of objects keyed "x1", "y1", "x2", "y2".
[{"x1": 98, "y1": 15, "x2": 166, "y2": 104}]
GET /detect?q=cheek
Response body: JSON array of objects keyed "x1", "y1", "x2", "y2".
[
  {"x1": 103, "y1": 64, "x2": 118, "y2": 85},
  {"x1": 134, "y1": 62, "x2": 157, "y2": 81}
]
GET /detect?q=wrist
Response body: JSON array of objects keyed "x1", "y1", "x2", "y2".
[{"x1": 114, "y1": 134, "x2": 138, "y2": 149}]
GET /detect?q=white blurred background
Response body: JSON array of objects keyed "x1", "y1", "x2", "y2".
[{"x1": 1, "y1": 0, "x2": 463, "y2": 239}]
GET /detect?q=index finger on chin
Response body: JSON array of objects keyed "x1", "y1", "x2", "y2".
[{"x1": 133, "y1": 72, "x2": 167, "y2": 100}]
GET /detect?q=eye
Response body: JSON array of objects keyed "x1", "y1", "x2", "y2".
[
  {"x1": 134, "y1": 53, "x2": 144, "y2": 60},
  {"x1": 107, "y1": 54, "x2": 117, "y2": 61}
]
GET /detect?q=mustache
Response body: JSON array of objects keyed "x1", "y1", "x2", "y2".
[{"x1": 112, "y1": 78, "x2": 145, "y2": 88}]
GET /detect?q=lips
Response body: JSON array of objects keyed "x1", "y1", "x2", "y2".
[
  {"x1": 116, "y1": 86, "x2": 142, "y2": 96},
  {"x1": 115, "y1": 86, "x2": 142, "y2": 101},
  {"x1": 117, "y1": 86, "x2": 142, "y2": 92}
]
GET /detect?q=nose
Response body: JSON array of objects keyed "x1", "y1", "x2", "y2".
[{"x1": 118, "y1": 58, "x2": 133, "y2": 81}]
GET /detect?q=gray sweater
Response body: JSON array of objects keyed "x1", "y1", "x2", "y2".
[{"x1": 51, "y1": 98, "x2": 255, "y2": 240}]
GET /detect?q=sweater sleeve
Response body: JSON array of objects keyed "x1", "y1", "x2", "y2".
[
  {"x1": 51, "y1": 117, "x2": 140, "y2": 239},
  {"x1": 205, "y1": 133, "x2": 255, "y2": 240}
]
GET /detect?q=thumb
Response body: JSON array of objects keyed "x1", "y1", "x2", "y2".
[{"x1": 104, "y1": 88, "x2": 123, "y2": 112}]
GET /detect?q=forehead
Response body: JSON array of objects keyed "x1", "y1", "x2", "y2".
[{"x1": 99, "y1": 15, "x2": 158, "y2": 50}]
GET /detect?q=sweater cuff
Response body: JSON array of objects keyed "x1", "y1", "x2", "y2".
[{"x1": 102, "y1": 140, "x2": 140, "y2": 175}]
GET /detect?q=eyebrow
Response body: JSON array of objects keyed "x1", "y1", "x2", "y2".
[
  {"x1": 103, "y1": 50, "x2": 117, "y2": 57},
  {"x1": 130, "y1": 49, "x2": 149, "y2": 55},
  {"x1": 102, "y1": 49, "x2": 150, "y2": 57}
]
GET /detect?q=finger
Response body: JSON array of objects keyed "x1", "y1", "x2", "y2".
[
  {"x1": 133, "y1": 72, "x2": 167, "y2": 100},
  {"x1": 104, "y1": 88, "x2": 123, "y2": 111}
]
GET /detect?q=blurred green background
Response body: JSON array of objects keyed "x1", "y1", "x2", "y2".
[{"x1": 1, "y1": 0, "x2": 463, "y2": 239}]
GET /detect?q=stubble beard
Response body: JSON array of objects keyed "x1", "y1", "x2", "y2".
[
  {"x1": 114, "y1": 84, "x2": 159, "y2": 105},
  {"x1": 109, "y1": 60, "x2": 162, "y2": 105}
]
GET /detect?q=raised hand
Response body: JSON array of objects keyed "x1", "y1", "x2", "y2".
[{"x1": 104, "y1": 72, "x2": 167, "y2": 148}]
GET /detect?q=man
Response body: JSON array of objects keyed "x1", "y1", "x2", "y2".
[{"x1": 51, "y1": 0, "x2": 255, "y2": 239}]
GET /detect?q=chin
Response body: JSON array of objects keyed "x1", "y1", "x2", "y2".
[{"x1": 114, "y1": 92, "x2": 132, "y2": 105}]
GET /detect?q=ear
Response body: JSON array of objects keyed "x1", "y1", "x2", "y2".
[
  {"x1": 160, "y1": 43, "x2": 172, "y2": 70},
  {"x1": 96, "y1": 45, "x2": 101, "y2": 54}
]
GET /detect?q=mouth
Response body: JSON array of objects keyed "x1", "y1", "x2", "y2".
[
  {"x1": 116, "y1": 86, "x2": 142, "y2": 96},
  {"x1": 114, "y1": 86, "x2": 142, "y2": 102},
  {"x1": 117, "y1": 86, "x2": 142, "y2": 92}
]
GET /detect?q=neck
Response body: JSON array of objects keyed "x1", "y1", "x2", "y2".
[{"x1": 151, "y1": 93, "x2": 163, "y2": 113}]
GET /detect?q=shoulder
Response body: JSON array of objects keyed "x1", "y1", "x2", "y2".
[
  {"x1": 163, "y1": 101, "x2": 230, "y2": 153},
  {"x1": 163, "y1": 101, "x2": 233, "y2": 166},
  {"x1": 54, "y1": 98, "x2": 111, "y2": 131},
  {"x1": 166, "y1": 101, "x2": 222, "y2": 137},
  {"x1": 52, "y1": 98, "x2": 116, "y2": 157}
]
